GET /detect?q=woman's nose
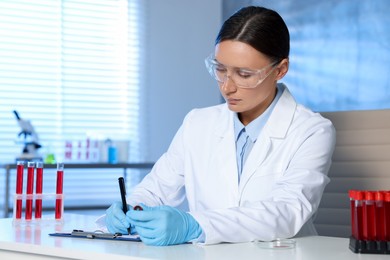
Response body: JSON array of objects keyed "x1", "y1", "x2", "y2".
[{"x1": 220, "y1": 75, "x2": 237, "y2": 93}]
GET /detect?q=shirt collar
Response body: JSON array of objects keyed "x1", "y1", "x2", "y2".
[
  {"x1": 233, "y1": 84, "x2": 283, "y2": 142},
  {"x1": 233, "y1": 114, "x2": 245, "y2": 141}
]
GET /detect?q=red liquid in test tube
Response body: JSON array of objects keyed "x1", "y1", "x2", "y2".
[
  {"x1": 15, "y1": 161, "x2": 24, "y2": 219},
  {"x1": 385, "y1": 192, "x2": 390, "y2": 241},
  {"x1": 354, "y1": 191, "x2": 365, "y2": 240},
  {"x1": 35, "y1": 162, "x2": 44, "y2": 219},
  {"x1": 25, "y1": 162, "x2": 35, "y2": 220},
  {"x1": 363, "y1": 191, "x2": 376, "y2": 241},
  {"x1": 55, "y1": 162, "x2": 64, "y2": 219},
  {"x1": 349, "y1": 190, "x2": 356, "y2": 238},
  {"x1": 375, "y1": 191, "x2": 385, "y2": 241}
]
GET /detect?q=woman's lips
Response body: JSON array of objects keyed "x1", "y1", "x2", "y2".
[{"x1": 227, "y1": 98, "x2": 241, "y2": 105}]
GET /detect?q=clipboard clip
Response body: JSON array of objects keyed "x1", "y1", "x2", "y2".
[{"x1": 71, "y1": 229, "x2": 123, "y2": 239}]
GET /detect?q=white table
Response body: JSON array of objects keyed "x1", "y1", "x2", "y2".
[{"x1": 0, "y1": 214, "x2": 388, "y2": 260}]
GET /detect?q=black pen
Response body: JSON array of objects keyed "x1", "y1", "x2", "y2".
[{"x1": 118, "y1": 177, "x2": 131, "y2": 235}]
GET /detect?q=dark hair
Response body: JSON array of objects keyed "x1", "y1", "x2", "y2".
[{"x1": 215, "y1": 6, "x2": 290, "y2": 62}]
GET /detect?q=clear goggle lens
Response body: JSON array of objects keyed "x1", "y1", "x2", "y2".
[{"x1": 205, "y1": 55, "x2": 278, "y2": 88}]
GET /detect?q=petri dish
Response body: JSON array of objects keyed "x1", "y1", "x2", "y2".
[{"x1": 255, "y1": 238, "x2": 296, "y2": 249}]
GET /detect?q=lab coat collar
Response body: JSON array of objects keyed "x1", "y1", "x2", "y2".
[
  {"x1": 264, "y1": 83, "x2": 296, "y2": 139},
  {"x1": 213, "y1": 105, "x2": 235, "y2": 138}
]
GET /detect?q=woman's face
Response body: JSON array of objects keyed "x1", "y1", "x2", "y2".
[{"x1": 214, "y1": 40, "x2": 287, "y2": 125}]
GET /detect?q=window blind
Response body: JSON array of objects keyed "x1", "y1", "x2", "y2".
[{"x1": 0, "y1": 0, "x2": 147, "y2": 216}]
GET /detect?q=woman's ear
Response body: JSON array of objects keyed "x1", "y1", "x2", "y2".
[{"x1": 275, "y1": 58, "x2": 289, "y2": 81}]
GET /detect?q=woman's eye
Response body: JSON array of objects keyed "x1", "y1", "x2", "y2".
[
  {"x1": 237, "y1": 70, "x2": 254, "y2": 78},
  {"x1": 215, "y1": 65, "x2": 227, "y2": 73}
]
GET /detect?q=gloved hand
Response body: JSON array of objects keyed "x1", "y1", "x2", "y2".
[
  {"x1": 127, "y1": 204, "x2": 202, "y2": 246},
  {"x1": 105, "y1": 201, "x2": 136, "y2": 235}
]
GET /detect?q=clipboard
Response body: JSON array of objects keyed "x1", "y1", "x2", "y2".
[{"x1": 49, "y1": 229, "x2": 141, "y2": 242}]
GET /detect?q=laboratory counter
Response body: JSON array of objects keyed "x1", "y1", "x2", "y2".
[{"x1": 0, "y1": 214, "x2": 388, "y2": 260}]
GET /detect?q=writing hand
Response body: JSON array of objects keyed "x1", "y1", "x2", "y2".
[{"x1": 127, "y1": 204, "x2": 202, "y2": 246}]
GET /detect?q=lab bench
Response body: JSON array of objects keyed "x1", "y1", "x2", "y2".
[{"x1": 1, "y1": 214, "x2": 388, "y2": 260}]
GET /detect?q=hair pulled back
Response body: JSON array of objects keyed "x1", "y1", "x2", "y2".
[{"x1": 216, "y1": 6, "x2": 290, "y2": 62}]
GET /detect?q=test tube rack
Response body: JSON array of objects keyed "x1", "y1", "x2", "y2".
[
  {"x1": 13, "y1": 161, "x2": 65, "y2": 224},
  {"x1": 349, "y1": 190, "x2": 390, "y2": 254},
  {"x1": 13, "y1": 194, "x2": 64, "y2": 223}
]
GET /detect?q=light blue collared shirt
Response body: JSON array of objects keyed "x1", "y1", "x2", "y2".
[{"x1": 234, "y1": 85, "x2": 283, "y2": 181}]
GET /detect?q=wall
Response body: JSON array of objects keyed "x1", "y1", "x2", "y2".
[{"x1": 144, "y1": 0, "x2": 222, "y2": 161}]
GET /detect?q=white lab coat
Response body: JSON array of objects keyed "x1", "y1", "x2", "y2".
[{"x1": 128, "y1": 84, "x2": 336, "y2": 245}]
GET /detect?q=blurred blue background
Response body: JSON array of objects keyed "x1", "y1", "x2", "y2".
[{"x1": 223, "y1": 0, "x2": 390, "y2": 112}]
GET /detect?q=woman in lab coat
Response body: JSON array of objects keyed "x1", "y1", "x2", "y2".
[{"x1": 105, "y1": 6, "x2": 336, "y2": 246}]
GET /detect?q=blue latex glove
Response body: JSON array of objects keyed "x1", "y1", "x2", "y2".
[
  {"x1": 105, "y1": 201, "x2": 136, "y2": 235},
  {"x1": 127, "y1": 204, "x2": 202, "y2": 246}
]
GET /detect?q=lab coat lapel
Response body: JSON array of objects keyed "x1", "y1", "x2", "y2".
[
  {"x1": 239, "y1": 86, "x2": 297, "y2": 190},
  {"x1": 209, "y1": 106, "x2": 239, "y2": 201}
]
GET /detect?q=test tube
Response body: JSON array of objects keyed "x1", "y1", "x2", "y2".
[
  {"x1": 354, "y1": 191, "x2": 365, "y2": 240},
  {"x1": 385, "y1": 191, "x2": 390, "y2": 241},
  {"x1": 15, "y1": 161, "x2": 24, "y2": 219},
  {"x1": 375, "y1": 191, "x2": 385, "y2": 241},
  {"x1": 55, "y1": 162, "x2": 64, "y2": 219},
  {"x1": 363, "y1": 191, "x2": 376, "y2": 241},
  {"x1": 25, "y1": 162, "x2": 35, "y2": 220},
  {"x1": 35, "y1": 162, "x2": 44, "y2": 219},
  {"x1": 349, "y1": 190, "x2": 356, "y2": 238}
]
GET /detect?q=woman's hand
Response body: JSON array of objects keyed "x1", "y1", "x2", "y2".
[{"x1": 127, "y1": 204, "x2": 202, "y2": 246}]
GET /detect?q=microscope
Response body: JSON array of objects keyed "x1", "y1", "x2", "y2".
[{"x1": 13, "y1": 110, "x2": 42, "y2": 161}]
